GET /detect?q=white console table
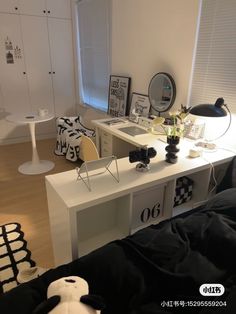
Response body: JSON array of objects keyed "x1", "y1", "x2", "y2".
[{"x1": 45, "y1": 139, "x2": 235, "y2": 266}]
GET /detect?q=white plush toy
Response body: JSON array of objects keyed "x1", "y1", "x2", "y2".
[{"x1": 33, "y1": 276, "x2": 105, "y2": 314}]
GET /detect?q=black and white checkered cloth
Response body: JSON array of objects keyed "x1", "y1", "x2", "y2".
[{"x1": 174, "y1": 176, "x2": 193, "y2": 207}]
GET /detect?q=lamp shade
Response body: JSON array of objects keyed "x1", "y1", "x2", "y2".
[
  {"x1": 189, "y1": 98, "x2": 227, "y2": 117},
  {"x1": 188, "y1": 98, "x2": 231, "y2": 142}
]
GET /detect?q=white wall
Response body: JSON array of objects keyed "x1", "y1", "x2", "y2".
[
  {"x1": 78, "y1": 0, "x2": 200, "y2": 126},
  {"x1": 111, "y1": 0, "x2": 200, "y2": 111}
]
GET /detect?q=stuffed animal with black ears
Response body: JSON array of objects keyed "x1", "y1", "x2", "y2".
[{"x1": 33, "y1": 276, "x2": 105, "y2": 314}]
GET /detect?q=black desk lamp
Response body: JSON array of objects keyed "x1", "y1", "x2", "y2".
[{"x1": 189, "y1": 98, "x2": 231, "y2": 149}]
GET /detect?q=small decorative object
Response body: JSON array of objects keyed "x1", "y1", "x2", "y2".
[
  {"x1": 33, "y1": 276, "x2": 105, "y2": 314},
  {"x1": 184, "y1": 119, "x2": 205, "y2": 140},
  {"x1": 129, "y1": 147, "x2": 157, "y2": 172},
  {"x1": 151, "y1": 107, "x2": 189, "y2": 163},
  {"x1": 6, "y1": 51, "x2": 14, "y2": 64},
  {"x1": 5, "y1": 36, "x2": 13, "y2": 50},
  {"x1": 14, "y1": 45, "x2": 22, "y2": 59},
  {"x1": 174, "y1": 176, "x2": 193, "y2": 206},
  {"x1": 108, "y1": 75, "x2": 131, "y2": 117},
  {"x1": 165, "y1": 135, "x2": 180, "y2": 164},
  {"x1": 38, "y1": 108, "x2": 49, "y2": 117},
  {"x1": 174, "y1": 176, "x2": 193, "y2": 207},
  {"x1": 129, "y1": 93, "x2": 151, "y2": 122}
]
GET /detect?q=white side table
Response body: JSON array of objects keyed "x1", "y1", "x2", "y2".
[{"x1": 7, "y1": 113, "x2": 55, "y2": 175}]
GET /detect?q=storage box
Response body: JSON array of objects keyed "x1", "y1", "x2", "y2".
[
  {"x1": 131, "y1": 184, "x2": 165, "y2": 232},
  {"x1": 174, "y1": 176, "x2": 193, "y2": 207}
]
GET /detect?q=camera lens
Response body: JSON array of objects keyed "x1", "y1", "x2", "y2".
[
  {"x1": 129, "y1": 147, "x2": 157, "y2": 163},
  {"x1": 129, "y1": 150, "x2": 141, "y2": 163},
  {"x1": 147, "y1": 147, "x2": 157, "y2": 158}
]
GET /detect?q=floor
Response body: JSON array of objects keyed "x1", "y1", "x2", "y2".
[{"x1": 0, "y1": 138, "x2": 77, "y2": 268}]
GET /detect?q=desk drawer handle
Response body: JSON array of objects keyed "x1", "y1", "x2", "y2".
[
  {"x1": 103, "y1": 132, "x2": 110, "y2": 137},
  {"x1": 102, "y1": 147, "x2": 112, "y2": 153}
]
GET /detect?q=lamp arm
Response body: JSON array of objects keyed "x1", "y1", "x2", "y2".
[{"x1": 210, "y1": 104, "x2": 231, "y2": 141}]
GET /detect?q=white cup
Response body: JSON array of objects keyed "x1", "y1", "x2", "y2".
[{"x1": 38, "y1": 108, "x2": 49, "y2": 117}]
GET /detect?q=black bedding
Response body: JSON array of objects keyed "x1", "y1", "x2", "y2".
[{"x1": 1, "y1": 188, "x2": 236, "y2": 314}]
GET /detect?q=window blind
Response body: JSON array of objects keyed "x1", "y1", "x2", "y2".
[
  {"x1": 189, "y1": 0, "x2": 236, "y2": 113},
  {"x1": 77, "y1": 0, "x2": 110, "y2": 111}
]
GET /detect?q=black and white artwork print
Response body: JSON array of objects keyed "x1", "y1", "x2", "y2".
[{"x1": 108, "y1": 75, "x2": 131, "y2": 117}]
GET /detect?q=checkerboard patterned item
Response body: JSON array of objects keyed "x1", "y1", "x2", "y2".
[
  {"x1": 0, "y1": 223, "x2": 35, "y2": 293},
  {"x1": 174, "y1": 176, "x2": 193, "y2": 207}
]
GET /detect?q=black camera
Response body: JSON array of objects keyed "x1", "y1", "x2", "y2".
[{"x1": 129, "y1": 147, "x2": 157, "y2": 166}]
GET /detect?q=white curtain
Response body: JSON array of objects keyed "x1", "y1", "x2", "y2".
[
  {"x1": 77, "y1": 0, "x2": 111, "y2": 111},
  {"x1": 189, "y1": 0, "x2": 236, "y2": 113}
]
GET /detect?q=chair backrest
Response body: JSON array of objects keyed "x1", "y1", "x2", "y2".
[{"x1": 80, "y1": 135, "x2": 99, "y2": 161}]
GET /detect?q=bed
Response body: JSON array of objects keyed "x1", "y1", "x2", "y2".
[{"x1": 0, "y1": 187, "x2": 236, "y2": 314}]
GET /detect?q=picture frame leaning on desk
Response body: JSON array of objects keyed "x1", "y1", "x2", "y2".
[
  {"x1": 108, "y1": 75, "x2": 131, "y2": 117},
  {"x1": 129, "y1": 93, "x2": 151, "y2": 123}
]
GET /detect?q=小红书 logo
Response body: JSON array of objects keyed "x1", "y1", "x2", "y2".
[{"x1": 199, "y1": 284, "x2": 225, "y2": 296}]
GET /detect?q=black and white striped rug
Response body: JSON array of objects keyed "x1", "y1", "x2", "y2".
[{"x1": 0, "y1": 223, "x2": 35, "y2": 293}]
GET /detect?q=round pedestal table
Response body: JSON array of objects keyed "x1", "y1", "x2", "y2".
[{"x1": 7, "y1": 113, "x2": 55, "y2": 175}]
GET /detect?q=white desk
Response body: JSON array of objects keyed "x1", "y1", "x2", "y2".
[
  {"x1": 7, "y1": 113, "x2": 55, "y2": 175},
  {"x1": 92, "y1": 118, "x2": 159, "y2": 158},
  {"x1": 45, "y1": 139, "x2": 235, "y2": 266}
]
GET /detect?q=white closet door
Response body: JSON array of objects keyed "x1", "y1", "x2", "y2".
[
  {"x1": 46, "y1": 0, "x2": 71, "y2": 19},
  {"x1": 18, "y1": 0, "x2": 47, "y2": 17},
  {"x1": 0, "y1": 13, "x2": 30, "y2": 114},
  {"x1": 48, "y1": 18, "x2": 75, "y2": 116},
  {"x1": 0, "y1": 0, "x2": 19, "y2": 14},
  {"x1": 20, "y1": 15, "x2": 54, "y2": 114}
]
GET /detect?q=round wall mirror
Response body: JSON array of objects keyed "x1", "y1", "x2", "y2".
[{"x1": 148, "y1": 72, "x2": 176, "y2": 115}]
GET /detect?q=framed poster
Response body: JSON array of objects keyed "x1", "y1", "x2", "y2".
[
  {"x1": 108, "y1": 75, "x2": 131, "y2": 117},
  {"x1": 129, "y1": 93, "x2": 151, "y2": 122}
]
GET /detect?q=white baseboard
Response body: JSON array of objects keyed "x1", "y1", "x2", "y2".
[{"x1": 0, "y1": 132, "x2": 56, "y2": 145}]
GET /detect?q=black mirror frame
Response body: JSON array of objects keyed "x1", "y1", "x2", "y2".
[{"x1": 148, "y1": 72, "x2": 176, "y2": 115}]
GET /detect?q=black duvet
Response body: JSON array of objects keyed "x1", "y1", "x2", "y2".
[{"x1": 1, "y1": 188, "x2": 236, "y2": 314}]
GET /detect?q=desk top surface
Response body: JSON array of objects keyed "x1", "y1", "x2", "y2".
[{"x1": 92, "y1": 118, "x2": 159, "y2": 147}]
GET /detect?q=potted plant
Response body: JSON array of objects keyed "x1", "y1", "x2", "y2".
[{"x1": 151, "y1": 107, "x2": 189, "y2": 163}]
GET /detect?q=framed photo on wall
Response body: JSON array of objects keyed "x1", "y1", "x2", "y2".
[
  {"x1": 108, "y1": 75, "x2": 131, "y2": 117},
  {"x1": 129, "y1": 93, "x2": 151, "y2": 122}
]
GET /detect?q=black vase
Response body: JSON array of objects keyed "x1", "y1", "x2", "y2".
[{"x1": 165, "y1": 136, "x2": 180, "y2": 163}]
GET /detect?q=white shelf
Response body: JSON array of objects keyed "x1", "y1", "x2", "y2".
[
  {"x1": 131, "y1": 215, "x2": 166, "y2": 234},
  {"x1": 173, "y1": 200, "x2": 195, "y2": 217},
  {"x1": 46, "y1": 140, "x2": 235, "y2": 266},
  {"x1": 78, "y1": 228, "x2": 127, "y2": 257}
]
